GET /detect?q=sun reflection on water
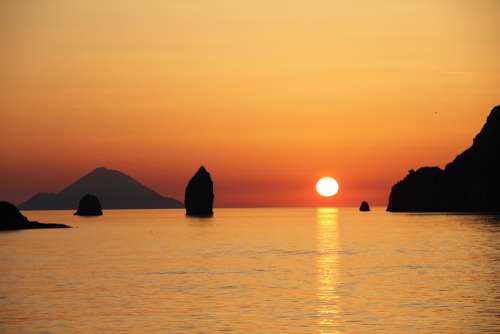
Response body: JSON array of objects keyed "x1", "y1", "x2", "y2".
[{"x1": 317, "y1": 208, "x2": 340, "y2": 334}]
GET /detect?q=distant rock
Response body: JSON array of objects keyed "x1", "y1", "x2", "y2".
[
  {"x1": 185, "y1": 166, "x2": 214, "y2": 217},
  {"x1": 0, "y1": 201, "x2": 70, "y2": 230},
  {"x1": 19, "y1": 167, "x2": 183, "y2": 210},
  {"x1": 359, "y1": 201, "x2": 370, "y2": 212},
  {"x1": 388, "y1": 106, "x2": 500, "y2": 212},
  {"x1": 74, "y1": 194, "x2": 103, "y2": 216}
]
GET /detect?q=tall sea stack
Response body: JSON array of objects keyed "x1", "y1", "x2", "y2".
[{"x1": 185, "y1": 166, "x2": 214, "y2": 217}]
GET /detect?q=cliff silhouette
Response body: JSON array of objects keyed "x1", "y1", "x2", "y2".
[
  {"x1": 0, "y1": 201, "x2": 70, "y2": 230},
  {"x1": 19, "y1": 167, "x2": 183, "y2": 210},
  {"x1": 185, "y1": 166, "x2": 214, "y2": 217},
  {"x1": 388, "y1": 106, "x2": 500, "y2": 212}
]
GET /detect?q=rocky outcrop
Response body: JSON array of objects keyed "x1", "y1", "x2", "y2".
[
  {"x1": 359, "y1": 201, "x2": 371, "y2": 212},
  {"x1": 0, "y1": 201, "x2": 70, "y2": 230},
  {"x1": 387, "y1": 167, "x2": 444, "y2": 212},
  {"x1": 388, "y1": 106, "x2": 500, "y2": 212},
  {"x1": 19, "y1": 167, "x2": 183, "y2": 210},
  {"x1": 74, "y1": 194, "x2": 103, "y2": 216},
  {"x1": 185, "y1": 166, "x2": 214, "y2": 217}
]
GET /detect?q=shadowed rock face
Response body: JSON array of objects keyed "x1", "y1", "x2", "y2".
[
  {"x1": 185, "y1": 166, "x2": 214, "y2": 217},
  {"x1": 74, "y1": 194, "x2": 103, "y2": 216},
  {"x1": 0, "y1": 201, "x2": 70, "y2": 230},
  {"x1": 359, "y1": 201, "x2": 371, "y2": 212},
  {"x1": 388, "y1": 167, "x2": 444, "y2": 212},
  {"x1": 388, "y1": 106, "x2": 500, "y2": 212}
]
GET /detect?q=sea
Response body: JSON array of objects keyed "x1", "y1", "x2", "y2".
[{"x1": 1, "y1": 208, "x2": 499, "y2": 333}]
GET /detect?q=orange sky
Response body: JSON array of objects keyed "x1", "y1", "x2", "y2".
[{"x1": 1, "y1": 0, "x2": 499, "y2": 207}]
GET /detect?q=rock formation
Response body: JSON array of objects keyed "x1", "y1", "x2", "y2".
[
  {"x1": 19, "y1": 167, "x2": 183, "y2": 210},
  {"x1": 0, "y1": 201, "x2": 70, "y2": 230},
  {"x1": 74, "y1": 194, "x2": 103, "y2": 216},
  {"x1": 185, "y1": 166, "x2": 214, "y2": 217},
  {"x1": 359, "y1": 201, "x2": 370, "y2": 212},
  {"x1": 388, "y1": 105, "x2": 500, "y2": 212}
]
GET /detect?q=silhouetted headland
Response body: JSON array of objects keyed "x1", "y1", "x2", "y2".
[
  {"x1": 74, "y1": 194, "x2": 103, "y2": 216},
  {"x1": 19, "y1": 167, "x2": 183, "y2": 210},
  {"x1": 360, "y1": 201, "x2": 370, "y2": 212},
  {"x1": 0, "y1": 201, "x2": 70, "y2": 230},
  {"x1": 388, "y1": 105, "x2": 500, "y2": 212},
  {"x1": 185, "y1": 166, "x2": 214, "y2": 217}
]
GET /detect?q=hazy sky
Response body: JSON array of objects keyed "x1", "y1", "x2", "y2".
[{"x1": 1, "y1": 0, "x2": 499, "y2": 207}]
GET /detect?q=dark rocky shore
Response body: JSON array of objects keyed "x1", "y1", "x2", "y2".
[
  {"x1": 388, "y1": 106, "x2": 500, "y2": 212},
  {"x1": 0, "y1": 201, "x2": 70, "y2": 230}
]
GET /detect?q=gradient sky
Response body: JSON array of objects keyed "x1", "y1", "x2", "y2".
[{"x1": 1, "y1": 0, "x2": 499, "y2": 207}]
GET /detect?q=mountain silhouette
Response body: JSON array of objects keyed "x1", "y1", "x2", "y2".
[
  {"x1": 185, "y1": 166, "x2": 214, "y2": 217},
  {"x1": 388, "y1": 105, "x2": 500, "y2": 212},
  {"x1": 19, "y1": 167, "x2": 183, "y2": 210}
]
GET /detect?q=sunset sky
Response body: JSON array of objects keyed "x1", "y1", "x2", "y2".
[{"x1": 1, "y1": 0, "x2": 499, "y2": 207}]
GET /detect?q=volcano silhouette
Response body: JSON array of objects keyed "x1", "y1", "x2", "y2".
[{"x1": 19, "y1": 167, "x2": 183, "y2": 210}]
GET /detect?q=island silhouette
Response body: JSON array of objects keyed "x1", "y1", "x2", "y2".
[
  {"x1": 388, "y1": 105, "x2": 500, "y2": 212},
  {"x1": 19, "y1": 167, "x2": 182, "y2": 210},
  {"x1": 11, "y1": 105, "x2": 498, "y2": 214}
]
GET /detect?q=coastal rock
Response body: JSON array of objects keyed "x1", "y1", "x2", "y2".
[
  {"x1": 184, "y1": 166, "x2": 214, "y2": 217},
  {"x1": 359, "y1": 201, "x2": 371, "y2": 212},
  {"x1": 74, "y1": 194, "x2": 103, "y2": 216},
  {"x1": 0, "y1": 201, "x2": 70, "y2": 230},
  {"x1": 387, "y1": 167, "x2": 444, "y2": 212},
  {"x1": 387, "y1": 106, "x2": 500, "y2": 212}
]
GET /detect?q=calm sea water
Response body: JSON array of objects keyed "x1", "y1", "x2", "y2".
[{"x1": 1, "y1": 208, "x2": 499, "y2": 333}]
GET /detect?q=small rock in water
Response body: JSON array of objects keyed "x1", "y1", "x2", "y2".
[
  {"x1": 359, "y1": 201, "x2": 370, "y2": 212},
  {"x1": 74, "y1": 194, "x2": 103, "y2": 216}
]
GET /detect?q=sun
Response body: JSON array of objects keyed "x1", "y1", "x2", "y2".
[{"x1": 316, "y1": 177, "x2": 339, "y2": 197}]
